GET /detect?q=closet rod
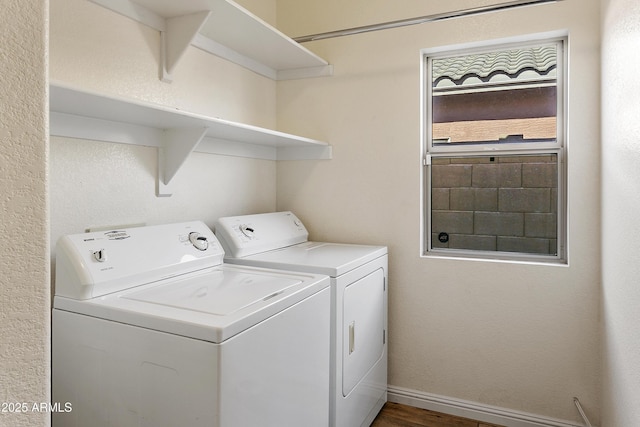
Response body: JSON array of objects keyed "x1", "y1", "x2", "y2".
[{"x1": 294, "y1": 0, "x2": 563, "y2": 43}]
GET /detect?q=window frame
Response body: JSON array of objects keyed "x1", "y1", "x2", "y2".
[{"x1": 420, "y1": 34, "x2": 568, "y2": 263}]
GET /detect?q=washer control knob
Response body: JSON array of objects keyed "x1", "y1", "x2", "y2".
[
  {"x1": 189, "y1": 232, "x2": 209, "y2": 251},
  {"x1": 239, "y1": 225, "x2": 255, "y2": 239},
  {"x1": 93, "y1": 249, "x2": 107, "y2": 263}
]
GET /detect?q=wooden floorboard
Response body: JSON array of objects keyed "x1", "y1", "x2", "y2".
[{"x1": 370, "y1": 402, "x2": 505, "y2": 427}]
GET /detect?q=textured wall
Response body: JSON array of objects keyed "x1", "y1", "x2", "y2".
[
  {"x1": 276, "y1": 0, "x2": 601, "y2": 423},
  {"x1": 50, "y1": 139, "x2": 276, "y2": 247},
  {"x1": 0, "y1": 0, "x2": 50, "y2": 426},
  {"x1": 601, "y1": 0, "x2": 640, "y2": 425}
]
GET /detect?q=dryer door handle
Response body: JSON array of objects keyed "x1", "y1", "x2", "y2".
[{"x1": 349, "y1": 321, "x2": 355, "y2": 354}]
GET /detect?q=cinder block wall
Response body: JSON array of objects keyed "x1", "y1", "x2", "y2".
[{"x1": 431, "y1": 155, "x2": 557, "y2": 254}]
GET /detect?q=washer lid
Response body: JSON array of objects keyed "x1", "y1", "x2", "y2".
[
  {"x1": 224, "y1": 242, "x2": 387, "y2": 277},
  {"x1": 123, "y1": 268, "x2": 299, "y2": 315},
  {"x1": 53, "y1": 265, "x2": 329, "y2": 343}
]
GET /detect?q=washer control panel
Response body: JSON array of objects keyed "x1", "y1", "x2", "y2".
[
  {"x1": 55, "y1": 221, "x2": 223, "y2": 300},
  {"x1": 215, "y1": 211, "x2": 308, "y2": 258}
]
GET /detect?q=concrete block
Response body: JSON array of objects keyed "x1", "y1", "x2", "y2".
[
  {"x1": 499, "y1": 188, "x2": 551, "y2": 212},
  {"x1": 523, "y1": 162, "x2": 557, "y2": 188},
  {"x1": 432, "y1": 210, "x2": 474, "y2": 234},
  {"x1": 471, "y1": 164, "x2": 498, "y2": 188},
  {"x1": 432, "y1": 164, "x2": 472, "y2": 188},
  {"x1": 497, "y1": 236, "x2": 552, "y2": 254},
  {"x1": 472, "y1": 163, "x2": 522, "y2": 188},
  {"x1": 452, "y1": 157, "x2": 491, "y2": 164},
  {"x1": 475, "y1": 188, "x2": 499, "y2": 211},
  {"x1": 499, "y1": 155, "x2": 554, "y2": 163},
  {"x1": 525, "y1": 213, "x2": 557, "y2": 238},
  {"x1": 450, "y1": 188, "x2": 474, "y2": 211},
  {"x1": 474, "y1": 212, "x2": 524, "y2": 236},
  {"x1": 450, "y1": 188, "x2": 497, "y2": 211},
  {"x1": 449, "y1": 234, "x2": 497, "y2": 251},
  {"x1": 431, "y1": 188, "x2": 450, "y2": 210},
  {"x1": 432, "y1": 157, "x2": 451, "y2": 165}
]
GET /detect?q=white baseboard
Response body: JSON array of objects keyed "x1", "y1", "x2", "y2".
[{"x1": 387, "y1": 386, "x2": 588, "y2": 427}]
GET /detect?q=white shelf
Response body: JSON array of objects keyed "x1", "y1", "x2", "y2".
[
  {"x1": 49, "y1": 83, "x2": 332, "y2": 196},
  {"x1": 88, "y1": 0, "x2": 333, "y2": 81}
]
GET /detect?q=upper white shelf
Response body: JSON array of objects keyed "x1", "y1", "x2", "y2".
[
  {"x1": 88, "y1": 0, "x2": 333, "y2": 81},
  {"x1": 50, "y1": 83, "x2": 332, "y2": 196}
]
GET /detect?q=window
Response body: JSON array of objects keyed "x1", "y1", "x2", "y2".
[{"x1": 421, "y1": 36, "x2": 566, "y2": 262}]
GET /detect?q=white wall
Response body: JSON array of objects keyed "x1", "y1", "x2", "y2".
[
  {"x1": 0, "y1": 0, "x2": 49, "y2": 426},
  {"x1": 49, "y1": 0, "x2": 278, "y2": 248},
  {"x1": 276, "y1": 0, "x2": 601, "y2": 424},
  {"x1": 601, "y1": 0, "x2": 640, "y2": 425}
]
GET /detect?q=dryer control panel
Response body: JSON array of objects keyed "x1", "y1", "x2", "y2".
[
  {"x1": 215, "y1": 211, "x2": 308, "y2": 258},
  {"x1": 55, "y1": 221, "x2": 224, "y2": 300}
]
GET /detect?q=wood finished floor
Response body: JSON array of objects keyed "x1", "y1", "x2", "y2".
[{"x1": 370, "y1": 402, "x2": 505, "y2": 427}]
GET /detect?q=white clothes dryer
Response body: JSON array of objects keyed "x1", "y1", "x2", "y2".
[
  {"x1": 52, "y1": 221, "x2": 331, "y2": 427},
  {"x1": 215, "y1": 211, "x2": 388, "y2": 427}
]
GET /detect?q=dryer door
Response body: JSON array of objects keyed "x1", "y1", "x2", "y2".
[{"x1": 342, "y1": 268, "x2": 385, "y2": 396}]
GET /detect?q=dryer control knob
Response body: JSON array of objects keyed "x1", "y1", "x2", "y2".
[{"x1": 189, "y1": 232, "x2": 209, "y2": 251}]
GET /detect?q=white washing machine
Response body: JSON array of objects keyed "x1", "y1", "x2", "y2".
[
  {"x1": 52, "y1": 221, "x2": 331, "y2": 427},
  {"x1": 214, "y1": 211, "x2": 388, "y2": 427}
]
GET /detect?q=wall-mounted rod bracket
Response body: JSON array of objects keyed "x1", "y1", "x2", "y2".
[{"x1": 294, "y1": 0, "x2": 564, "y2": 43}]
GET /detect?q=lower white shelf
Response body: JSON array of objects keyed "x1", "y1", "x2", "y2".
[{"x1": 49, "y1": 83, "x2": 332, "y2": 196}]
